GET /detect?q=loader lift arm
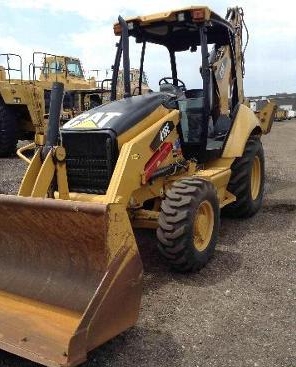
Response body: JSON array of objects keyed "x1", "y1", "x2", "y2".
[{"x1": 18, "y1": 82, "x2": 70, "y2": 199}]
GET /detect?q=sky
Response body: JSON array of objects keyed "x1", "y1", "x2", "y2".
[{"x1": 0, "y1": 0, "x2": 295, "y2": 96}]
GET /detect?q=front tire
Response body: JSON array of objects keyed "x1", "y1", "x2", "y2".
[
  {"x1": 157, "y1": 178, "x2": 220, "y2": 272},
  {"x1": 222, "y1": 136, "x2": 264, "y2": 218}
]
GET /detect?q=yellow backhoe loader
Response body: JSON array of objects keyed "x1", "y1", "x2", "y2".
[{"x1": 0, "y1": 6, "x2": 276, "y2": 367}]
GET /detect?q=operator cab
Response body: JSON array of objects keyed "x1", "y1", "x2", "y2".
[
  {"x1": 113, "y1": 6, "x2": 241, "y2": 162},
  {"x1": 36, "y1": 53, "x2": 85, "y2": 81}
]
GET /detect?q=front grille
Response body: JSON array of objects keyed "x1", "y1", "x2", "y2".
[{"x1": 61, "y1": 130, "x2": 118, "y2": 194}]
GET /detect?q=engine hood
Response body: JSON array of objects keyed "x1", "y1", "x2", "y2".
[{"x1": 61, "y1": 92, "x2": 171, "y2": 136}]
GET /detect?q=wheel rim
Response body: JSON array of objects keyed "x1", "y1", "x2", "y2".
[
  {"x1": 251, "y1": 155, "x2": 261, "y2": 200},
  {"x1": 193, "y1": 200, "x2": 214, "y2": 252}
]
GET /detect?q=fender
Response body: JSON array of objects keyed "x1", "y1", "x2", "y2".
[{"x1": 222, "y1": 104, "x2": 261, "y2": 158}]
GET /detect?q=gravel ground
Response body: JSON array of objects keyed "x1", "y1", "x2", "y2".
[{"x1": 0, "y1": 120, "x2": 295, "y2": 367}]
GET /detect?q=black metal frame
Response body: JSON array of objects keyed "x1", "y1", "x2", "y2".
[
  {"x1": 0, "y1": 53, "x2": 23, "y2": 82},
  {"x1": 111, "y1": 13, "x2": 238, "y2": 161}
]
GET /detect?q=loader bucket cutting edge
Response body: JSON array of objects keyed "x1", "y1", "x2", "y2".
[{"x1": 0, "y1": 194, "x2": 143, "y2": 367}]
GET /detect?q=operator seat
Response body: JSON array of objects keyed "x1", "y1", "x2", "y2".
[{"x1": 178, "y1": 70, "x2": 228, "y2": 161}]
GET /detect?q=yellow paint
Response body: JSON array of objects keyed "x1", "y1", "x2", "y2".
[
  {"x1": 31, "y1": 151, "x2": 55, "y2": 197},
  {"x1": 18, "y1": 148, "x2": 42, "y2": 196},
  {"x1": 223, "y1": 104, "x2": 260, "y2": 158},
  {"x1": 56, "y1": 161, "x2": 70, "y2": 200},
  {"x1": 105, "y1": 109, "x2": 180, "y2": 206},
  {"x1": 251, "y1": 156, "x2": 261, "y2": 200},
  {"x1": 256, "y1": 102, "x2": 277, "y2": 134},
  {"x1": 72, "y1": 120, "x2": 97, "y2": 129},
  {"x1": 115, "y1": 6, "x2": 213, "y2": 33},
  {"x1": 193, "y1": 166, "x2": 232, "y2": 206},
  {"x1": 193, "y1": 200, "x2": 214, "y2": 251}
]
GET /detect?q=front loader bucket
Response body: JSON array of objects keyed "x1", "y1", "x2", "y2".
[{"x1": 0, "y1": 195, "x2": 143, "y2": 367}]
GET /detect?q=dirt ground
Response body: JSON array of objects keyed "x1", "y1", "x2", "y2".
[{"x1": 0, "y1": 119, "x2": 295, "y2": 367}]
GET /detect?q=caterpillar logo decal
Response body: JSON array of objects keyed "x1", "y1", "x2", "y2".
[
  {"x1": 150, "y1": 121, "x2": 175, "y2": 151},
  {"x1": 63, "y1": 112, "x2": 122, "y2": 129}
]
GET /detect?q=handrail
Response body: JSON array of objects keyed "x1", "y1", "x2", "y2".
[{"x1": 16, "y1": 142, "x2": 36, "y2": 164}]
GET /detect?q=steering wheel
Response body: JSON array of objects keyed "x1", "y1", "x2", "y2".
[{"x1": 158, "y1": 77, "x2": 186, "y2": 91}]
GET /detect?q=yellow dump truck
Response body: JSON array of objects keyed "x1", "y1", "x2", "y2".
[
  {"x1": 89, "y1": 67, "x2": 151, "y2": 102},
  {"x1": 274, "y1": 108, "x2": 287, "y2": 121},
  {"x1": 0, "y1": 52, "x2": 107, "y2": 156}
]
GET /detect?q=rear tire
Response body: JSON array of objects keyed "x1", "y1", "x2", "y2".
[
  {"x1": 157, "y1": 178, "x2": 220, "y2": 272},
  {"x1": 0, "y1": 98, "x2": 17, "y2": 157},
  {"x1": 222, "y1": 136, "x2": 264, "y2": 218}
]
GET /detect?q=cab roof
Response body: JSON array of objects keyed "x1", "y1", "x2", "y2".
[{"x1": 114, "y1": 6, "x2": 234, "y2": 51}]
